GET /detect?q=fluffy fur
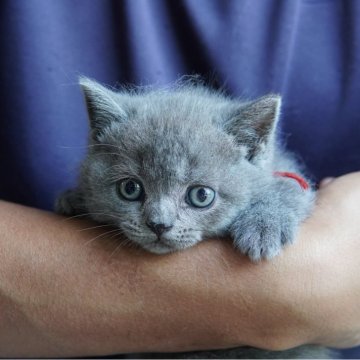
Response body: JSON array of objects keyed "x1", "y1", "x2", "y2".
[{"x1": 56, "y1": 77, "x2": 330, "y2": 358}]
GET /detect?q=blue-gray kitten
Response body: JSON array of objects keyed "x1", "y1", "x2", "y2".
[{"x1": 56, "y1": 77, "x2": 330, "y2": 359}]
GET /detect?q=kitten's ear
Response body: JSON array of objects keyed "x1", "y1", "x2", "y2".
[
  {"x1": 79, "y1": 77, "x2": 128, "y2": 140},
  {"x1": 225, "y1": 94, "x2": 281, "y2": 163}
]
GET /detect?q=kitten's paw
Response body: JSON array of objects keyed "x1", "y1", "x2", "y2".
[
  {"x1": 231, "y1": 207, "x2": 296, "y2": 262},
  {"x1": 55, "y1": 189, "x2": 84, "y2": 216}
]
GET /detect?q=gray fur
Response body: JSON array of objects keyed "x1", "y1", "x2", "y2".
[{"x1": 56, "y1": 77, "x2": 329, "y2": 358}]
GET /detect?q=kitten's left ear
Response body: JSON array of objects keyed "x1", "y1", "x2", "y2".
[
  {"x1": 225, "y1": 94, "x2": 281, "y2": 163},
  {"x1": 79, "y1": 77, "x2": 128, "y2": 140}
]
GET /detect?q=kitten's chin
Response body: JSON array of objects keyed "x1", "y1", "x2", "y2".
[
  {"x1": 139, "y1": 238, "x2": 197, "y2": 255},
  {"x1": 143, "y1": 243, "x2": 177, "y2": 255}
]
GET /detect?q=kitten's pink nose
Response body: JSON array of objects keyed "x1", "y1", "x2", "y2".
[{"x1": 146, "y1": 221, "x2": 173, "y2": 236}]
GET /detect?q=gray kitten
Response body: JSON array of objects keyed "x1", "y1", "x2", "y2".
[{"x1": 56, "y1": 77, "x2": 331, "y2": 359}]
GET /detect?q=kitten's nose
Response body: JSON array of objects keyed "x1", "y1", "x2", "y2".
[{"x1": 146, "y1": 221, "x2": 173, "y2": 236}]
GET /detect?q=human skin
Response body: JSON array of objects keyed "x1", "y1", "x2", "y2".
[{"x1": 0, "y1": 172, "x2": 359, "y2": 357}]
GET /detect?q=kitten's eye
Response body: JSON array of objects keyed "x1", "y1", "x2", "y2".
[
  {"x1": 187, "y1": 186, "x2": 215, "y2": 208},
  {"x1": 117, "y1": 179, "x2": 143, "y2": 201}
]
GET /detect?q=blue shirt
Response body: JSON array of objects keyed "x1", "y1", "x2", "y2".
[{"x1": 0, "y1": 0, "x2": 359, "y2": 357}]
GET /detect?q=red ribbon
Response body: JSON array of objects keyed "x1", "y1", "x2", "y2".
[{"x1": 274, "y1": 171, "x2": 310, "y2": 190}]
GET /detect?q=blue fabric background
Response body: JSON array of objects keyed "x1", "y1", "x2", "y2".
[{"x1": 0, "y1": 0, "x2": 359, "y2": 357}]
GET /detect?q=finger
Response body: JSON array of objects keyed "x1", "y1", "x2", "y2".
[{"x1": 319, "y1": 177, "x2": 335, "y2": 188}]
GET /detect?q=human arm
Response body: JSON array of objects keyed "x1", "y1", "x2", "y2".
[{"x1": 0, "y1": 172, "x2": 360, "y2": 357}]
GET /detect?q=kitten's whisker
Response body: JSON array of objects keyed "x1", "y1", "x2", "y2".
[
  {"x1": 88, "y1": 143, "x2": 122, "y2": 150},
  {"x1": 61, "y1": 213, "x2": 91, "y2": 221},
  {"x1": 107, "y1": 236, "x2": 137, "y2": 259},
  {"x1": 78, "y1": 224, "x2": 114, "y2": 232},
  {"x1": 83, "y1": 228, "x2": 122, "y2": 246},
  {"x1": 121, "y1": 225, "x2": 141, "y2": 232},
  {"x1": 57, "y1": 143, "x2": 123, "y2": 151},
  {"x1": 62, "y1": 212, "x2": 122, "y2": 221},
  {"x1": 92, "y1": 152, "x2": 124, "y2": 157},
  {"x1": 108, "y1": 243, "x2": 123, "y2": 259},
  {"x1": 57, "y1": 145, "x2": 88, "y2": 149},
  {"x1": 108, "y1": 231, "x2": 125, "y2": 240}
]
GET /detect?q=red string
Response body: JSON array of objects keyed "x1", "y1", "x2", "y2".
[{"x1": 273, "y1": 171, "x2": 310, "y2": 190}]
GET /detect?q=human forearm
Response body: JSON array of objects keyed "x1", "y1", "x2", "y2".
[
  {"x1": 1, "y1": 171, "x2": 360, "y2": 357},
  {"x1": 0, "y1": 201, "x2": 255, "y2": 357},
  {"x1": 0, "y1": 200, "x2": 316, "y2": 357}
]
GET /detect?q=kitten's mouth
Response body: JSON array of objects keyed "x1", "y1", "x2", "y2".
[
  {"x1": 126, "y1": 231, "x2": 197, "y2": 254},
  {"x1": 153, "y1": 237, "x2": 174, "y2": 248}
]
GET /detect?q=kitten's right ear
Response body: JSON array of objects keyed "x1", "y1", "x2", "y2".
[
  {"x1": 79, "y1": 77, "x2": 128, "y2": 140},
  {"x1": 224, "y1": 95, "x2": 281, "y2": 164}
]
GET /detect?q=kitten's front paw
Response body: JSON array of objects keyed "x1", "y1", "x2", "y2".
[
  {"x1": 55, "y1": 189, "x2": 84, "y2": 216},
  {"x1": 231, "y1": 205, "x2": 296, "y2": 261}
]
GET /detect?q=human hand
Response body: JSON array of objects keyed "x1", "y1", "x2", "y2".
[
  {"x1": 299, "y1": 172, "x2": 360, "y2": 349},
  {"x1": 227, "y1": 171, "x2": 360, "y2": 350}
]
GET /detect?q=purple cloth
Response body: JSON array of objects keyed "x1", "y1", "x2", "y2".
[{"x1": 0, "y1": 0, "x2": 359, "y2": 357}]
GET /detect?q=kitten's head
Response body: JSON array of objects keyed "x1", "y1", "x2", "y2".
[{"x1": 79, "y1": 77, "x2": 281, "y2": 254}]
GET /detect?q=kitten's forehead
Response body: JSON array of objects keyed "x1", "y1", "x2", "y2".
[
  {"x1": 99, "y1": 89, "x2": 243, "y2": 188},
  {"x1": 130, "y1": 119, "x2": 240, "y2": 188}
]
